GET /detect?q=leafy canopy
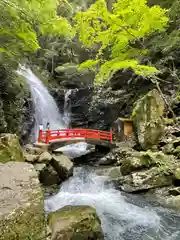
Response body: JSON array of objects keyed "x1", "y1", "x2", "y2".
[
  {"x1": 0, "y1": 0, "x2": 72, "y2": 61},
  {"x1": 74, "y1": 0, "x2": 168, "y2": 83}
]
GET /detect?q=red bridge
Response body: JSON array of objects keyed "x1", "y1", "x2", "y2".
[{"x1": 38, "y1": 128, "x2": 113, "y2": 150}]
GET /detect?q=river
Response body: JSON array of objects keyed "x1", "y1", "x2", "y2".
[{"x1": 45, "y1": 167, "x2": 180, "y2": 240}]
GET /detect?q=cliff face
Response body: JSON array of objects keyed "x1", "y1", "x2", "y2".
[{"x1": 0, "y1": 65, "x2": 34, "y2": 142}]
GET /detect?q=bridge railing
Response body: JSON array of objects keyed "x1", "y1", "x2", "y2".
[{"x1": 38, "y1": 128, "x2": 113, "y2": 144}]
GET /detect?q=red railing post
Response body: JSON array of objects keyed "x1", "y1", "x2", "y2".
[
  {"x1": 57, "y1": 129, "x2": 60, "y2": 137},
  {"x1": 38, "y1": 129, "x2": 43, "y2": 143},
  {"x1": 45, "y1": 129, "x2": 51, "y2": 144},
  {"x1": 110, "y1": 128, "x2": 113, "y2": 142}
]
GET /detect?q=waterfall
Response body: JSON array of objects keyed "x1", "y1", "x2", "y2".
[
  {"x1": 17, "y1": 66, "x2": 65, "y2": 141},
  {"x1": 63, "y1": 89, "x2": 72, "y2": 128},
  {"x1": 45, "y1": 167, "x2": 180, "y2": 240}
]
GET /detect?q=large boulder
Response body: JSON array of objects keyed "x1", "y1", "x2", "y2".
[
  {"x1": 119, "y1": 167, "x2": 173, "y2": 193},
  {"x1": 0, "y1": 162, "x2": 45, "y2": 239},
  {"x1": 51, "y1": 154, "x2": 73, "y2": 181},
  {"x1": 48, "y1": 205, "x2": 104, "y2": 240},
  {"x1": 132, "y1": 89, "x2": 165, "y2": 150},
  {"x1": 0, "y1": 133, "x2": 24, "y2": 163},
  {"x1": 39, "y1": 164, "x2": 61, "y2": 186},
  {"x1": 120, "y1": 151, "x2": 175, "y2": 176}
]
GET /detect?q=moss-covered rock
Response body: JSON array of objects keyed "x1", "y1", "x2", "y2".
[
  {"x1": 48, "y1": 205, "x2": 104, "y2": 240},
  {"x1": 174, "y1": 168, "x2": 180, "y2": 180},
  {"x1": 119, "y1": 167, "x2": 173, "y2": 193},
  {"x1": 0, "y1": 134, "x2": 24, "y2": 163},
  {"x1": 121, "y1": 150, "x2": 174, "y2": 176},
  {"x1": 39, "y1": 164, "x2": 61, "y2": 186},
  {"x1": 0, "y1": 162, "x2": 46, "y2": 240},
  {"x1": 132, "y1": 89, "x2": 165, "y2": 150}
]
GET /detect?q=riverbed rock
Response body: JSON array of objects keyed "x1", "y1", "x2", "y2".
[
  {"x1": 24, "y1": 144, "x2": 45, "y2": 155},
  {"x1": 0, "y1": 133, "x2": 24, "y2": 163},
  {"x1": 119, "y1": 167, "x2": 173, "y2": 193},
  {"x1": 0, "y1": 162, "x2": 45, "y2": 239},
  {"x1": 48, "y1": 205, "x2": 104, "y2": 240},
  {"x1": 120, "y1": 151, "x2": 174, "y2": 176},
  {"x1": 51, "y1": 154, "x2": 73, "y2": 181},
  {"x1": 38, "y1": 151, "x2": 52, "y2": 163},
  {"x1": 39, "y1": 164, "x2": 61, "y2": 186},
  {"x1": 91, "y1": 166, "x2": 121, "y2": 179},
  {"x1": 24, "y1": 153, "x2": 38, "y2": 163},
  {"x1": 132, "y1": 89, "x2": 165, "y2": 150}
]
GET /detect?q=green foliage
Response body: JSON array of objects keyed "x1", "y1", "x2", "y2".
[
  {"x1": 0, "y1": 0, "x2": 72, "y2": 62},
  {"x1": 74, "y1": 0, "x2": 168, "y2": 83}
]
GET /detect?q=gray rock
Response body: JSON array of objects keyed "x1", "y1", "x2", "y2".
[
  {"x1": 119, "y1": 167, "x2": 173, "y2": 193},
  {"x1": 38, "y1": 151, "x2": 52, "y2": 163},
  {"x1": 169, "y1": 187, "x2": 180, "y2": 196},
  {"x1": 24, "y1": 153, "x2": 38, "y2": 163},
  {"x1": 48, "y1": 205, "x2": 104, "y2": 240},
  {"x1": 24, "y1": 144, "x2": 45, "y2": 155},
  {"x1": 91, "y1": 166, "x2": 121, "y2": 179},
  {"x1": 34, "y1": 163, "x2": 46, "y2": 172},
  {"x1": 0, "y1": 162, "x2": 45, "y2": 239},
  {"x1": 39, "y1": 164, "x2": 61, "y2": 186},
  {"x1": 51, "y1": 154, "x2": 73, "y2": 181}
]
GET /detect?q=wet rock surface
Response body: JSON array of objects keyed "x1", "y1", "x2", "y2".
[
  {"x1": 0, "y1": 162, "x2": 45, "y2": 240},
  {"x1": 48, "y1": 205, "x2": 104, "y2": 240}
]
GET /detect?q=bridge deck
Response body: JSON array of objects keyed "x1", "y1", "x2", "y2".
[{"x1": 37, "y1": 128, "x2": 113, "y2": 150}]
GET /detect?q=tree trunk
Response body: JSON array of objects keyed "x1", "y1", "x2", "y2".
[{"x1": 106, "y1": 0, "x2": 113, "y2": 12}]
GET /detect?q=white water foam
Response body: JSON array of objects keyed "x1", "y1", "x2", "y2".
[
  {"x1": 45, "y1": 168, "x2": 176, "y2": 240},
  {"x1": 17, "y1": 66, "x2": 65, "y2": 141}
]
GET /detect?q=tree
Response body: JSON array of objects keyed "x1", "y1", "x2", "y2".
[
  {"x1": 74, "y1": 0, "x2": 168, "y2": 83},
  {"x1": 0, "y1": 0, "x2": 72, "y2": 62}
]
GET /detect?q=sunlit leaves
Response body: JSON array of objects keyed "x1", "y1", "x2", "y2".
[
  {"x1": 74, "y1": 0, "x2": 168, "y2": 83},
  {"x1": 0, "y1": 0, "x2": 72, "y2": 61}
]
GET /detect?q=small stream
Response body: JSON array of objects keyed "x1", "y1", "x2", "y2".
[{"x1": 45, "y1": 167, "x2": 180, "y2": 240}]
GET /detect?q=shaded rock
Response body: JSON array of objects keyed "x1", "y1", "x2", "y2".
[
  {"x1": 51, "y1": 154, "x2": 73, "y2": 181},
  {"x1": 24, "y1": 153, "x2": 38, "y2": 163},
  {"x1": 0, "y1": 133, "x2": 24, "y2": 163},
  {"x1": 98, "y1": 155, "x2": 116, "y2": 166},
  {"x1": 48, "y1": 205, "x2": 104, "y2": 240},
  {"x1": 38, "y1": 151, "x2": 52, "y2": 163},
  {"x1": 169, "y1": 187, "x2": 180, "y2": 196},
  {"x1": 132, "y1": 89, "x2": 165, "y2": 150},
  {"x1": 121, "y1": 156, "x2": 145, "y2": 176},
  {"x1": 119, "y1": 167, "x2": 173, "y2": 193},
  {"x1": 174, "y1": 168, "x2": 180, "y2": 180},
  {"x1": 91, "y1": 166, "x2": 121, "y2": 179},
  {"x1": 173, "y1": 146, "x2": 180, "y2": 158},
  {"x1": 0, "y1": 162, "x2": 45, "y2": 239},
  {"x1": 164, "y1": 195, "x2": 180, "y2": 210},
  {"x1": 162, "y1": 143, "x2": 174, "y2": 154},
  {"x1": 39, "y1": 164, "x2": 61, "y2": 186}
]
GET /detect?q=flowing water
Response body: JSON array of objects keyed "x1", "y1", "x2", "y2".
[
  {"x1": 63, "y1": 89, "x2": 72, "y2": 128},
  {"x1": 17, "y1": 66, "x2": 65, "y2": 140},
  {"x1": 17, "y1": 66, "x2": 90, "y2": 156},
  {"x1": 45, "y1": 167, "x2": 180, "y2": 240}
]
